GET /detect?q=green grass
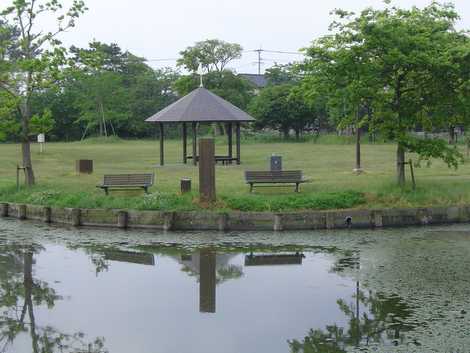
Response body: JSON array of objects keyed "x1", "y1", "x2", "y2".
[{"x1": 1, "y1": 137, "x2": 470, "y2": 212}]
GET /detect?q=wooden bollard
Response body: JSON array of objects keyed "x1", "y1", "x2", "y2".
[
  {"x1": 199, "y1": 139, "x2": 216, "y2": 203},
  {"x1": 218, "y1": 213, "x2": 228, "y2": 232},
  {"x1": 273, "y1": 214, "x2": 283, "y2": 231},
  {"x1": 163, "y1": 212, "x2": 174, "y2": 231},
  {"x1": 117, "y1": 211, "x2": 128, "y2": 229},
  {"x1": 0, "y1": 203, "x2": 8, "y2": 217},
  {"x1": 43, "y1": 207, "x2": 51, "y2": 223},
  {"x1": 18, "y1": 204, "x2": 27, "y2": 220},
  {"x1": 181, "y1": 178, "x2": 192, "y2": 194},
  {"x1": 70, "y1": 208, "x2": 81, "y2": 227}
]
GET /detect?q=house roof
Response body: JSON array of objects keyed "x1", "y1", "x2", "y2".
[
  {"x1": 145, "y1": 87, "x2": 255, "y2": 123},
  {"x1": 239, "y1": 73, "x2": 268, "y2": 88}
]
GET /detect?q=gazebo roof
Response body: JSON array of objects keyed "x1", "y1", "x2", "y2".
[{"x1": 145, "y1": 87, "x2": 255, "y2": 123}]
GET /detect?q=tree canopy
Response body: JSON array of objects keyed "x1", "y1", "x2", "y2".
[
  {"x1": 177, "y1": 39, "x2": 242, "y2": 73},
  {"x1": 302, "y1": 2, "x2": 470, "y2": 184}
]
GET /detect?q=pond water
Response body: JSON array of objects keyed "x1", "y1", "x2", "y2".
[{"x1": 0, "y1": 219, "x2": 469, "y2": 353}]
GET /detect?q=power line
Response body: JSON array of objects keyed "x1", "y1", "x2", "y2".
[
  {"x1": 144, "y1": 48, "x2": 306, "y2": 73},
  {"x1": 146, "y1": 58, "x2": 178, "y2": 62}
]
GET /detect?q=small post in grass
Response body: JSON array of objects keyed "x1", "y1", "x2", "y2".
[
  {"x1": 409, "y1": 159, "x2": 416, "y2": 191},
  {"x1": 199, "y1": 138, "x2": 216, "y2": 203}
]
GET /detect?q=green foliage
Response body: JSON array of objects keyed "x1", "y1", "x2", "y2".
[
  {"x1": 0, "y1": 91, "x2": 19, "y2": 141},
  {"x1": 30, "y1": 108, "x2": 55, "y2": 135},
  {"x1": 62, "y1": 41, "x2": 179, "y2": 139},
  {"x1": 177, "y1": 39, "x2": 242, "y2": 73},
  {"x1": 265, "y1": 64, "x2": 300, "y2": 85},
  {"x1": 221, "y1": 191, "x2": 365, "y2": 212},
  {"x1": 302, "y1": 1, "x2": 470, "y2": 183},
  {"x1": 249, "y1": 83, "x2": 316, "y2": 138},
  {"x1": 0, "y1": 0, "x2": 87, "y2": 185}
]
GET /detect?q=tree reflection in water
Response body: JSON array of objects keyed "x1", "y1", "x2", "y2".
[
  {"x1": 0, "y1": 243, "x2": 107, "y2": 353},
  {"x1": 289, "y1": 251, "x2": 415, "y2": 352}
]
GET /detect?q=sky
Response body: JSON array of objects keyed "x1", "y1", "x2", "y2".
[{"x1": 33, "y1": 0, "x2": 470, "y2": 74}]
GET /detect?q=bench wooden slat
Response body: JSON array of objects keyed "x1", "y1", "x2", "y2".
[
  {"x1": 98, "y1": 173, "x2": 154, "y2": 195},
  {"x1": 244, "y1": 170, "x2": 309, "y2": 192}
]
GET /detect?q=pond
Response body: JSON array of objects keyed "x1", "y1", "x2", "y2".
[{"x1": 0, "y1": 219, "x2": 469, "y2": 353}]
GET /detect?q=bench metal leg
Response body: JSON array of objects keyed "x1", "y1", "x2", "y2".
[
  {"x1": 144, "y1": 187, "x2": 149, "y2": 194},
  {"x1": 295, "y1": 183, "x2": 299, "y2": 193},
  {"x1": 250, "y1": 183, "x2": 254, "y2": 193},
  {"x1": 104, "y1": 187, "x2": 109, "y2": 196}
]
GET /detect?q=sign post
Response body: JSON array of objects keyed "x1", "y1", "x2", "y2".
[{"x1": 37, "y1": 133, "x2": 45, "y2": 153}]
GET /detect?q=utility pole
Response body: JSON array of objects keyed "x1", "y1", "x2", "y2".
[{"x1": 255, "y1": 48, "x2": 263, "y2": 75}]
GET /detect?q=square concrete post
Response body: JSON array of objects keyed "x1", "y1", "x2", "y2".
[{"x1": 199, "y1": 138, "x2": 216, "y2": 203}]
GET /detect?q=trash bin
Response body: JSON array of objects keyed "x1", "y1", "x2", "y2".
[
  {"x1": 76, "y1": 160, "x2": 93, "y2": 174},
  {"x1": 270, "y1": 155, "x2": 282, "y2": 171}
]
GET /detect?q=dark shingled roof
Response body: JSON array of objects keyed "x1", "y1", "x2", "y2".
[
  {"x1": 145, "y1": 87, "x2": 255, "y2": 123},
  {"x1": 239, "y1": 73, "x2": 268, "y2": 88}
]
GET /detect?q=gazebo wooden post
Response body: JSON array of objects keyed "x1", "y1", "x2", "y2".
[
  {"x1": 159, "y1": 122, "x2": 164, "y2": 166},
  {"x1": 182, "y1": 122, "x2": 187, "y2": 164},
  {"x1": 227, "y1": 123, "x2": 233, "y2": 164},
  {"x1": 236, "y1": 122, "x2": 241, "y2": 165},
  {"x1": 192, "y1": 122, "x2": 198, "y2": 166}
]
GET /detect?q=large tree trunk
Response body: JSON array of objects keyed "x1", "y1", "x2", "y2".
[
  {"x1": 397, "y1": 144, "x2": 406, "y2": 187},
  {"x1": 295, "y1": 128, "x2": 300, "y2": 140},
  {"x1": 355, "y1": 127, "x2": 361, "y2": 170},
  {"x1": 20, "y1": 103, "x2": 35, "y2": 186}
]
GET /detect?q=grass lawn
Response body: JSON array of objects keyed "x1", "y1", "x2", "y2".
[{"x1": 1, "y1": 137, "x2": 469, "y2": 211}]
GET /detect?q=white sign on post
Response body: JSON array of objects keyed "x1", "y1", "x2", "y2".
[{"x1": 38, "y1": 134, "x2": 45, "y2": 153}]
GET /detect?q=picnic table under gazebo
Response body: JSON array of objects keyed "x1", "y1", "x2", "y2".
[{"x1": 145, "y1": 87, "x2": 255, "y2": 166}]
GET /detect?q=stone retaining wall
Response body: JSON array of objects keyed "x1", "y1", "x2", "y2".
[{"x1": 1, "y1": 202, "x2": 470, "y2": 231}]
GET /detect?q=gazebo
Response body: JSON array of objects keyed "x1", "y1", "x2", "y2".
[{"x1": 145, "y1": 87, "x2": 255, "y2": 166}]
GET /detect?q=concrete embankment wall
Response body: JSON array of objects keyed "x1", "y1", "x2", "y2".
[{"x1": 1, "y1": 202, "x2": 469, "y2": 231}]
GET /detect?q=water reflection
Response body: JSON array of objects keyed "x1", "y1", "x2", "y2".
[
  {"x1": 0, "y1": 243, "x2": 106, "y2": 353},
  {"x1": 289, "y1": 287, "x2": 415, "y2": 352},
  {"x1": 245, "y1": 252, "x2": 305, "y2": 266},
  {"x1": 0, "y1": 229, "x2": 420, "y2": 353},
  {"x1": 176, "y1": 249, "x2": 243, "y2": 313}
]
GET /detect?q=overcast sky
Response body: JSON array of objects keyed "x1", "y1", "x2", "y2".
[{"x1": 37, "y1": 0, "x2": 470, "y2": 74}]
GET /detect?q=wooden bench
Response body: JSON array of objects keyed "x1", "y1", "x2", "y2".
[
  {"x1": 244, "y1": 170, "x2": 310, "y2": 193},
  {"x1": 97, "y1": 174, "x2": 154, "y2": 195}
]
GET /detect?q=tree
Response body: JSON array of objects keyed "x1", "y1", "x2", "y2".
[
  {"x1": 177, "y1": 39, "x2": 242, "y2": 73},
  {"x1": 67, "y1": 41, "x2": 179, "y2": 139},
  {"x1": 303, "y1": 2, "x2": 469, "y2": 186},
  {"x1": 265, "y1": 64, "x2": 300, "y2": 86},
  {"x1": 0, "y1": 0, "x2": 87, "y2": 186},
  {"x1": 30, "y1": 108, "x2": 54, "y2": 135},
  {"x1": 249, "y1": 83, "x2": 314, "y2": 139},
  {"x1": 302, "y1": 24, "x2": 379, "y2": 172}
]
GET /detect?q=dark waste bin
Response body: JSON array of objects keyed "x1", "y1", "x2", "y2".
[{"x1": 270, "y1": 155, "x2": 282, "y2": 171}]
